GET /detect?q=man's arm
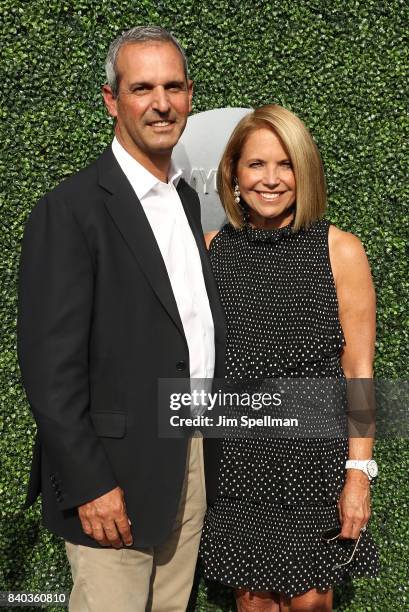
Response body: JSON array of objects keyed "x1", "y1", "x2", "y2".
[{"x1": 18, "y1": 193, "x2": 132, "y2": 546}]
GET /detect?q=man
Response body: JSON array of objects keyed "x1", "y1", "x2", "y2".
[{"x1": 18, "y1": 26, "x2": 225, "y2": 611}]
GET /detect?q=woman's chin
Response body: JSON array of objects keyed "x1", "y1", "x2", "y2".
[{"x1": 250, "y1": 210, "x2": 293, "y2": 229}]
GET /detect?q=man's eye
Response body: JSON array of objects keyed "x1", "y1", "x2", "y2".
[{"x1": 132, "y1": 87, "x2": 147, "y2": 94}]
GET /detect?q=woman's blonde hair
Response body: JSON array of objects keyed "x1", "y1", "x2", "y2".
[{"x1": 217, "y1": 104, "x2": 327, "y2": 231}]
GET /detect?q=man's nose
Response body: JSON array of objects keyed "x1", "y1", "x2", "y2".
[{"x1": 151, "y1": 87, "x2": 171, "y2": 113}]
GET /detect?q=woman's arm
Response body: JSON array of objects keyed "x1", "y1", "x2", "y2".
[{"x1": 329, "y1": 224, "x2": 376, "y2": 539}]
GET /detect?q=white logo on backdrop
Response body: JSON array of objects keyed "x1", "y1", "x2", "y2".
[{"x1": 173, "y1": 108, "x2": 251, "y2": 232}]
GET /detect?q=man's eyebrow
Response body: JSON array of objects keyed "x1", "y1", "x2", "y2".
[
  {"x1": 128, "y1": 81, "x2": 153, "y2": 89},
  {"x1": 128, "y1": 80, "x2": 186, "y2": 89},
  {"x1": 164, "y1": 80, "x2": 186, "y2": 88}
]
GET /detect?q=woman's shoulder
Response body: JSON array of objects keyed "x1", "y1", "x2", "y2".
[
  {"x1": 328, "y1": 224, "x2": 366, "y2": 260},
  {"x1": 204, "y1": 230, "x2": 219, "y2": 250},
  {"x1": 204, "y1": 223, "x2": 234, "y2": 250},
  {"x1": 327, "y1": 224, "x2": 371, "y2": 287}
]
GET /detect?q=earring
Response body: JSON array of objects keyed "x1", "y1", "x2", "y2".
[
  {"x1": 234, "y1": 177, "x2": 249, "y2": 223},
  {"x1": 233, "y1": 177, "x2": 241, "y2": 204}
]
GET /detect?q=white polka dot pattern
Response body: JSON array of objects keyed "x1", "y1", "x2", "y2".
[{"x1": 200, "y1": 219, "x2": 379, "y2": 597}]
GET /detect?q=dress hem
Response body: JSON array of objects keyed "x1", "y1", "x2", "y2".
[{"x1": 202, "y1": 569, "x2": 380, "y2": 600}]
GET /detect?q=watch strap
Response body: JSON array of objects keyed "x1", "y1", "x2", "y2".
[{"x1": 345, "y1": 459, "x2": 376, "y2": 480}]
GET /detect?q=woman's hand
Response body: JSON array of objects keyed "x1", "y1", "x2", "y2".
[{"x1": 337, "y1": 470, "x2": 371, "y2": 539}]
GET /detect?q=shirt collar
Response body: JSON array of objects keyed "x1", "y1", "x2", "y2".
[{"x1": 112, "y1": 137, "x2": 182, "y2": 200}]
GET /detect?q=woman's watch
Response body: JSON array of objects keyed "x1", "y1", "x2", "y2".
[{"x1": 345, "y1": 459, "x2": 378, "y2": 481}]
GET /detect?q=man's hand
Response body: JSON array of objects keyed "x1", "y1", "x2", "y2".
[{"x1": 78, "y1": 486, "x2": 133, "y2": 548}]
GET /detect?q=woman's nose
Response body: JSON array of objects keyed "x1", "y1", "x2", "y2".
[{"x1": 262, "y1": 169, "x2": 280, "y2": 187}]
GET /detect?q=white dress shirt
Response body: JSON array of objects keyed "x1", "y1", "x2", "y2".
[{"x1": 111, "y1": 137, "x2": 215, "y2": 386}]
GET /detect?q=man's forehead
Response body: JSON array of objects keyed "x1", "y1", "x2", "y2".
[
  {"x1": 114, "y1": 41, "x2": 187, "y2": 88},
  {"x1": 116, "y1": 41, "x2": 183, "y2": 69}
]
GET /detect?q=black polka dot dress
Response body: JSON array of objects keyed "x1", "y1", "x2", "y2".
[{"x1": 200, "y1": 219, "x2": 379, "y2": 598}]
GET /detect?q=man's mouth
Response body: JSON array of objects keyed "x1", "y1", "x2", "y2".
[{"x1": 147, "y1": 120, "x2": 175, "y2": 127}]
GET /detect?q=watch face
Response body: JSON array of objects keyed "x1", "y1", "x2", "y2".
[{"x1": 367, "y1": 460, "x2": 378, "y2": 478}]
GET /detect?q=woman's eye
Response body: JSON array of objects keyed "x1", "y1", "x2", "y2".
[{"x1": 249, "y1": 162, "x2": 262, "y2": 168}]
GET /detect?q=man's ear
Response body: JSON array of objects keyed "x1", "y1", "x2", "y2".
[
  {"x1": 102, "y1": 84, "x2": 118, "y2": 118},
  {"x1": 187, "y1": 79, "x2": 194, "y2": 113}
]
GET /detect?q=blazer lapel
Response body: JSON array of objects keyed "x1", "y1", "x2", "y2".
[
  {"x1": 177, "y1": 180, "x2": 226, "y2": 342},
  {"x1": 97, "y1": 148, "x2": 185, "y2": 338}
]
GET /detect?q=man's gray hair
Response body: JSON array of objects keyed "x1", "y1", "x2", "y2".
[{"x1": 105, "y1": 25, "x2": 189, "y2": 97}]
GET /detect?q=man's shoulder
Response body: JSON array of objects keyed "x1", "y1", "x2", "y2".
[{"x1": 47, "y1": 146, "x2": 112, "y2": 201}]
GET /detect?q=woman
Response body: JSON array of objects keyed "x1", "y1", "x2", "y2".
[{"x1": 200, "y1": 104, "x2": 379, "y2": 611}]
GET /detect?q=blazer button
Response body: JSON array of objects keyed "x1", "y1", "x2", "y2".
[{"x1": 176, "y1": 360, "x2": 186, "y2": 371}]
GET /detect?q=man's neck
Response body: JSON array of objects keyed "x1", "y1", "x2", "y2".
[{"x1": 115, "y1": 130, "x2": 171, "y2": 183}]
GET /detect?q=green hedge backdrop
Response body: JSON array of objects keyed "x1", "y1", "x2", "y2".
[{"x1": 0, "y1": 0, "x2": 407, "y2": 610}]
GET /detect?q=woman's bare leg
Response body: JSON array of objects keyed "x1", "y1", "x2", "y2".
[
  {"x1": 235, "y1": 588, "x2": 280, "y2": 611},
  {"x1": 279, "y1": 588, "x2": 333, "y2": 612}
]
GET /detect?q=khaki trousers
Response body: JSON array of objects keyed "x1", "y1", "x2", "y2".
[{"x1": 65, "y1": 437, "x2": 206, "y2": 612}]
